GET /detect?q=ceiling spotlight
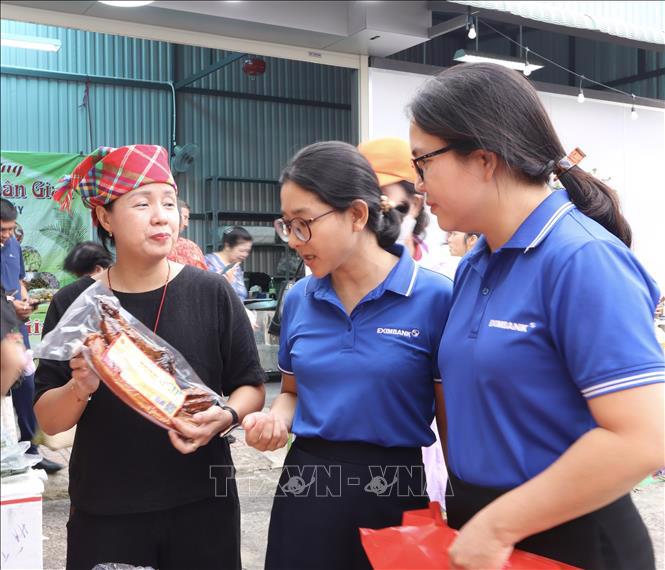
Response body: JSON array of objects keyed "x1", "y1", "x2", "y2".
[
  {"x1": 578, "y1": 76, "x2": 585, "y2": 103},
  {"x1": 630, "y1": 94, "x2": 638, "y2": 120}
]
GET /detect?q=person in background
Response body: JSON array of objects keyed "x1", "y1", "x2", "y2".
[
  {"x1": 1, "y1": 198, "x2": 63, "y2": 473},
  {"x1": 447, "y1": 231, "x2": 480, "y2": 258},
  {"x1": 243, "y1": 141, "x2": 453, "y2": 569},
  {"x1": 205, "y1": 226, "x2": 253, "y2": 301},
  {"x1": 409, "y1": 62, "x2": 663, "y2": 569},
  {"x1": 168, "y1": 199, "x2": 207, "y2": 270},
  {"x1": 1, "y1": 293, "x2": 25, "y2": 396},
  {"x1": 358, "y1": 137, "x2": 430, "y2": 265},
  {"x1": 34, "y1": 145, "x2": 265, "y2": 570},
  {"x1": 63, "y1": 241, "x2": 113, "y2": 278},
  {"x1": 359, "y1": 137, "x2": 449, "y2": 508}
]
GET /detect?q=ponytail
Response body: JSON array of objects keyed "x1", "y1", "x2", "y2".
[
  {"x1": 559, "y1": 167, "x2": 632, "y2": 247},
  {"x1": 376, "y1": 207, "x2": 401, "y2": 249}
]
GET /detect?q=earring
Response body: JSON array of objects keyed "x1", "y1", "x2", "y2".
[{"x1": 109, "y1": 231, "x2": 113, "y2": 238}]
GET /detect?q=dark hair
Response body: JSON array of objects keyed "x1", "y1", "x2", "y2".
[
  {"x1": 178, "y1": 199, "x2": 190, "y2": 211},
  {"x1": 63, "y1": 241, "x2": 114, "y2": 277},
  {"x1": 280, "y1": 141, "x2": 401, "y2": 249},
  {"x1": 464, "y1": 232, "x2": 481, "y2": 242},
  {"x1": 221, "y1": 226, "x2": 253, "y2": 250},
  {"x1": 0, "y1": 198, "x2": 18, "y2": 222},
  {"x1": 1, "y1": 293, "x2": 20, "y2": 341},
  {"x1": 409, "y1": 63, "x2": 632, "y2": 247},
  {"x1": 397, "y1": 181, "x2": 429, "y2": 237},
  {"x1": 96, "y1": 203, "x2": 115, "y2": 252}
]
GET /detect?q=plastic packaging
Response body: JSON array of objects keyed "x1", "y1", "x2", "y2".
[
  {"x1": 34, "y1": 281, "x2": 223, "y2": 432},
  {"x1": 1, "y1": 442, "x2": 42, "y2": 478},
  {"x1": 360, "y1": 502, "x2": 581, "y2": 569}
]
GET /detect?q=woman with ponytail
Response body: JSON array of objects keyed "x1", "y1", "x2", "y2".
[
  {"x1": 409, "y1": 62, "x2": 663, "y2": 569},
  {"x1": 242, "y1": 141, "x2": 453, "y2": 569}
]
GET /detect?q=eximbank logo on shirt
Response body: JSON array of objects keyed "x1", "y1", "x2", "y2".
[
  {"x1": 488, "y1": 319, "x2": 536, "y2": 333},
  {"x1": 376, "y1": 327, "x2": 420, "y2": 338}
]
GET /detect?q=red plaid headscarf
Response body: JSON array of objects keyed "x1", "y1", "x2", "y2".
[{"x1": 54, "y1": 145, "x2": 177, "y2": 225}]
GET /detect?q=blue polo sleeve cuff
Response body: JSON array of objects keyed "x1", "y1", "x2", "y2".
[
  {"x1": 278, "y1": 364, "x2": 294, "y2": 375},
  {"x1": 581, "y1": 368, "x2": 664, "y2": 399}
]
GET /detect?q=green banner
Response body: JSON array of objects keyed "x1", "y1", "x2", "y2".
[{"x1": 1, "y1": 151, "x2": 92, "y2": 347}]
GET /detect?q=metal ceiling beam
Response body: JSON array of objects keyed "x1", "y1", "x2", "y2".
[
  {"x1": 0, "y1": 65, "x2": 170, "y2": 90},
  {"x1": 428, "y1": 14, "x2": 468, "y2": 39},
  {"x1": 601, "y1": 67, "x2": 665, "y2": 88},
  {"x1": 179, "y1": 86, "x2": 351, "y2": 110},
  {"x1": 174, "y1": 52, "x2": 246, "y2": 90}
]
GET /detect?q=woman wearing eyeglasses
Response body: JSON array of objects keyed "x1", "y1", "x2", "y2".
[
  {"x1": 409, "y1": 63, "x2": 663, "y2": 569},
  {"x1": 241, "y1": 141, "x2": 453, "y2": 569}
]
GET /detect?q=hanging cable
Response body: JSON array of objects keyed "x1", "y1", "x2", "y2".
[{"x1": 477, "y1": 18, "x2": 648, "y2": 115}]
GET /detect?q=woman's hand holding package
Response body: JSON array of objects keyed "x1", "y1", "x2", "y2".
[
  {"x1": 242, "y1": 411, "x2": 289, "y2": 452},
  {"x1": 69, "y1": 355, "x2": 100, "y2": 402},
  {"x1": 169, "y1": 405, "x2": 232, "y2": 454},
  {"x1": 448, "y1": 510, "x2": 513, "y2": 570}
]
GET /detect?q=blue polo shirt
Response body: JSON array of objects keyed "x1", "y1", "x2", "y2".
[
  {"x1": 279, "y1": 244, "x2": 453, "y2": 448},
  {"x1": 440, "y1": 190, "x2": 664, "y2": 488},
  {"x1": 0, "y1": 236, "x2": 25, "y2": 298}
]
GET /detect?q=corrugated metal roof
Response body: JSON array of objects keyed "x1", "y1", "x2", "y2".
[{"x1": 448, "y1": 1, "x2": 665, "y2": 46}]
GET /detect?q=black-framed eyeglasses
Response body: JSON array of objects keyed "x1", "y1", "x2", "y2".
[
  {"x1": 411, "y1": 144, "x2": 457, "y2": 181},
  {"x1": 274, "y1": 209, "x2": 336, "y2": 243}
]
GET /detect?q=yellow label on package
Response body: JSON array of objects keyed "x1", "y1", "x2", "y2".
[{"x1": 103, "y1": 332, "x2": 185, "y2": 418}]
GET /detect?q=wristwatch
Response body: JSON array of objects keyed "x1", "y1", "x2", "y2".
[{"x1": 219, "y1": 405, "x2": 239, "y2": 438}]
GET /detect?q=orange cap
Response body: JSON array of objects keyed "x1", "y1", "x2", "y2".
[{"x1": 358, "y1": 137, "x2": 416, "y2": 187}]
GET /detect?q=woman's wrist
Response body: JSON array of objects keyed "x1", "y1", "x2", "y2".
[
  {"x1": 476, "y1": 498, "x2": 526, "y2": 547},
  {"x1": 68, "y1": 379, "x2": 92, "y2": 404}
]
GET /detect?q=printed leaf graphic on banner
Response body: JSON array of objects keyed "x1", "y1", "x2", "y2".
[{"x1": 39, "y1": 210, "x2": 90, "y2": 252}]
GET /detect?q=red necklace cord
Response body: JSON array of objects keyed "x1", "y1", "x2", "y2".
[{"x1": 107, "y1": 260, "x2": 171, "y2": 333}]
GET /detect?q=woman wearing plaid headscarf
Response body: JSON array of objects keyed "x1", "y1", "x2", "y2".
[{"x1": 34, "y1": 145, "x2": 266, "y2": 570}]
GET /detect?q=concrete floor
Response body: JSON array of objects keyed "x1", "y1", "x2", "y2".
[{"x1": 31, "y1": 381, "x2": 665, "y2": 569}]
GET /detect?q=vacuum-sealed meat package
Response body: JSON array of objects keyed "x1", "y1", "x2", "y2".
[{"x1": 34, "y1": 281, "x2": 222, "y2": 432}]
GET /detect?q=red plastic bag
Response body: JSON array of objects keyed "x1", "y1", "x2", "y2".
[{"x1": 360, "y1": 502, "x2": 580, "y2": 569}]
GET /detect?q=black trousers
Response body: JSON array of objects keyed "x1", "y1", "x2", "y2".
[
  {"x1": 66, "y1": 494, "x2": 241, "y2": 570},
  {"x1": 265, "y1": 437, "x2": 429, "y2": 570},
  {"x1": 11, "y1": 372, "x2": 38, "y2": 454},
  {"x1": 446, "y1": 472, "x2": 655, "y2": 570}
]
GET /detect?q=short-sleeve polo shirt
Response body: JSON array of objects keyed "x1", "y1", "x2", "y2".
[
  {"x1": 439, "y1": 190, "x2": 664, "y2": 488},
  {"x1": 279, "y1": 244, "x2": 453, "y2": 448},
  {"x1": 0, "y1": 236, "x2": 25, "y2": 298}
]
